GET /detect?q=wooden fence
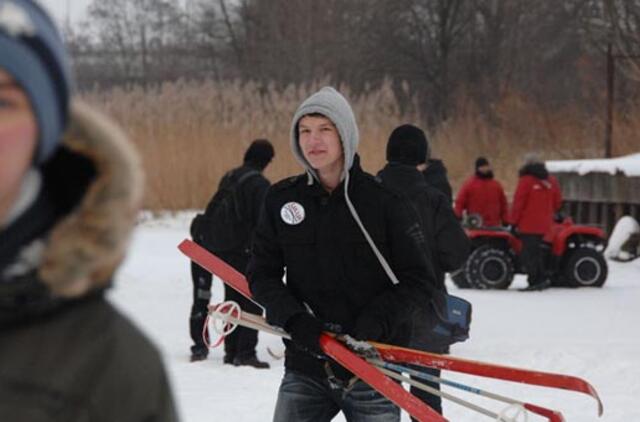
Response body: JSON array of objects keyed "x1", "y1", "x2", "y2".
[{"x1": 554, "y1": 172, "x2": 640, "y2": 235}]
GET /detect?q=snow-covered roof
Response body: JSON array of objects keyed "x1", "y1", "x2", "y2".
[{"x1": 546, "y1": 153, "x2": 640, "y2": 177}]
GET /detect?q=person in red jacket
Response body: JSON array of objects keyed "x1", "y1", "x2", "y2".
[
  {"x1": 510, "y1": 155, "x2": 563, "y2": 290},
  {"x1": 454, "y1": 157, "x2": 508, "y2": 227}
]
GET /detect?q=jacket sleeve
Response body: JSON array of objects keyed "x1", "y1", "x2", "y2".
[
  {"x1": 433, "y1": 194, "x2": 470, "y2": 271},
  {"x1": 509, "y1": 178, "x2": 531, "y2": 227},
  {"x1": 356, "y1": 195, "x2": 435, "y2": 341},
  {"x1": 247, "y1": 190, "x2": 307, "y2": 328},
  {"x1": 454, "y1": 180, "x2": 469, "y2": 219}
]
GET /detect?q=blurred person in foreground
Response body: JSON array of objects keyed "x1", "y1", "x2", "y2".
[{"x1": 0, "y1": 1, "x2": 178, "y2": 420}]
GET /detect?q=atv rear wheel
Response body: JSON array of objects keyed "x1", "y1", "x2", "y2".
[
  {"x1": 563, "y1": 247, "x2": 608, "y2": 287},
  {"x1": 465, "y1": 245, "x2": 514, "y2": 289}
]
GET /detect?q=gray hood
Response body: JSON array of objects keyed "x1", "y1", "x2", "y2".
[{"x1": 290, "y1": 87, "x2": 359, "y2": 181}]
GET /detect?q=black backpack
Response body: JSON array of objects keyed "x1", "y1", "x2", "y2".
[{"x1": 190, "y1": 169, "x2": 260, "y2": 253}]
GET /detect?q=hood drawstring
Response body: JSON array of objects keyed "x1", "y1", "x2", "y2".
[{"x1": 343, "y1": 172, "x2": 400, "y2": 286}]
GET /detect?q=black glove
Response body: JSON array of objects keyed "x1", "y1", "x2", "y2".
[
  {"x1": 353, "y1": 312, "x2": 385, "y2": 342},
  {"x1": 285, "y1": 313, "x2": 324, "y2": 356}
]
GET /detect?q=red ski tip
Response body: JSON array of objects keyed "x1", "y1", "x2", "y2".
[{"x1": 523, "y1": 403, "x2": 566, "y2": 422}]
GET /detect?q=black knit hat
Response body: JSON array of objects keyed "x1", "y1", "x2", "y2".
[
  {"x1": 475, "y1": 157, "x2": 489, "y2": 169},
  {"x1": 386, "y1": 124, "x2": 429, "y2": 165},
  {"x1": 244, "y1": 139, "x2": 274, "y2": 170}
]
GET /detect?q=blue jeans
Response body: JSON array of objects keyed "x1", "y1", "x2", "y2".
[{"x1": 273, "y1": 370, "x2": 400, "y2": 422}]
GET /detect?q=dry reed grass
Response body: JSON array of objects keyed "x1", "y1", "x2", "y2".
[{"x1": 81, "y1": 80, "x2": 640, "y2": 210}]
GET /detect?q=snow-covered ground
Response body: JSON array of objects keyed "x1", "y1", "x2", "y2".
[{"x1": 109, "y1": 215, "x2": 640, "y2": 421}]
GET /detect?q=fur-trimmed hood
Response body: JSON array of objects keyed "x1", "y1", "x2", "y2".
[
  {"x1": 39, "y1": 100, "x2": 143, "y2": 298},
  {"x1": 0, "y1": 100, "x2": 143, "y2": 306}
]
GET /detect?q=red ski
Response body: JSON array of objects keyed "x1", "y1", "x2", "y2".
[
  {"x1": 179, "y1": 239, "x2": 445, "y2": 422},
  {"x1": 373, "y1": 343, "x2": 602, "y2": 416},
  {"x1": 179, "y1": 239, "x2": 603, "y2": 418},
  {"x1": 214, "y1": 306, "x2": 567, "y2": 422}
]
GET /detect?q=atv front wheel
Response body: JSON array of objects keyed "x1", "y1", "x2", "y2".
[{"x1": 465, "y1": 245, "x2": 514, "y2": 289}]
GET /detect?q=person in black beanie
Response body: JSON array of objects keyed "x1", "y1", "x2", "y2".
[
  {"x1": 378, "y1": 124, "x2": 469, "y2": 418},
  {"x1": 391, "y1": 125, "x2": 457, "y2": 202},
  {"x1": 188, "y1": 139, "x2": 274, "y2": 366},
  {"x1": 385, "y1": 124, "x2": 429, "y2": 166}
]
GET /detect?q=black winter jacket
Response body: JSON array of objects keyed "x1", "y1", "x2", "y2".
[
  {"x1": 247, "y1": 159, "x2": 435, "y2": 380},
  {"x1": 378, "y1": 164, "x2": 470, "y2": 290},
  {"x1": 193, "y1": 164, "x2": 270, "y2": 254},
  {"x1": 422, "y1": 159, "x2": 453, "y2": 203}
]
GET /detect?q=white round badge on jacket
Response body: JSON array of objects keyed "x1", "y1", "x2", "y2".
[{"x1": 280, "y1": 202, "x2": 305, "y2": 225}]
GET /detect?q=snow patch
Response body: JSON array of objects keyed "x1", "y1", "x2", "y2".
[
  {"x1": 606, "y1": 216, "x2": 640, "y2": 261},
  {"x1": 546, "y1": 153, "x2": 640, "y2": 177}
]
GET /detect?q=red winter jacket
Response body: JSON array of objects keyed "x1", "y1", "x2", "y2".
[
  {"x1": 454, "y1": 174, "x2": 508, "y2": 227},
  {"x1": 509, "y1": 163, "x2": 563, "y2": 235}
]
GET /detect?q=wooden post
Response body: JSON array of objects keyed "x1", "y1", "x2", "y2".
[{"x1": 605, "y1": 42, "x2": 614, "y2": 158}]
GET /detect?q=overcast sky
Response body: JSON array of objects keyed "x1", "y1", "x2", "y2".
[{"x1": 37, "y1": 0, "x2": 92, "y2": 26}]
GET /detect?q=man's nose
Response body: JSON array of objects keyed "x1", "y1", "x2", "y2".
[{"x1": 310, "y1": 129, "x2": 323, "y2": 143}]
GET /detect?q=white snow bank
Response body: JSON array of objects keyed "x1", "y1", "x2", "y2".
[
  {"x1": 547, "y1": 153, "x2": 640, "y2": 177},
  {"x1": 606, "y1": 216, "x2": 640, "y2": 260}
]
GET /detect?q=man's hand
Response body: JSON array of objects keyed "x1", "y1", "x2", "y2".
[
  {"x1": 353, "y1": 312, "x2": 385, "y2": 342},
  {"x1": 285, "y1": 313, "x2": 325, "y2": 356}
]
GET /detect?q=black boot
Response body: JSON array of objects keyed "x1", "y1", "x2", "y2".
[
  {"x1": 190, "y1": 345, "x2": 208, "y2": 362},
  {"x1": 233, "y1": 355, "x2": 270, "y2": 369}
]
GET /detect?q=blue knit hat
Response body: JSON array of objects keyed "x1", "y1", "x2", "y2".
[{"x1": 0, "y1": 0, "x2": 73, "y2": 164}]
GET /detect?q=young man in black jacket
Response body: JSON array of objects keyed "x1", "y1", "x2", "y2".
[
  {"x1": 247, "y1": 88, "x2": 436, "y2": 422},
  {"x1": 0, "y1": 2, "x2": 177, "y2": 420},
  {"x1": 189, "y1": 140, "x2": 274, "y2": 366},
  {"x1": 378, "y1": 124, "x2": 470, "y2": 417}
]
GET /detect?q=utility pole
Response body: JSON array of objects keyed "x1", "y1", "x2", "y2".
[
  {"x1": 604, "y1": 43, "x2": 640, "y2": 159},
  {"x1": 605, "y1": 42, "x2": 614, "y2": 159}
]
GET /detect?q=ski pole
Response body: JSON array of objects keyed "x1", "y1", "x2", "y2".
[
  {"x1": 376, "y1": 365, "x2": 504, "y2": 419},
  {"x1": 369, "y1": 359, "x2": 564, "y2": 422},
  {"x1": 209, "y1": 305, "x2": 536, "y2": 421}
]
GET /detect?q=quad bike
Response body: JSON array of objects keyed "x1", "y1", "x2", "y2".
[{"x1": 451, "y1": 214, "x2": 608, "y2": 290}]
